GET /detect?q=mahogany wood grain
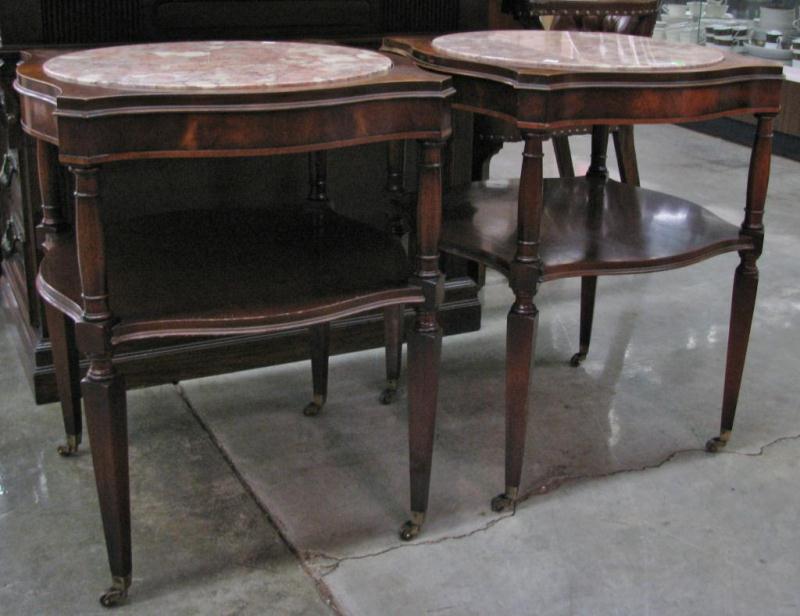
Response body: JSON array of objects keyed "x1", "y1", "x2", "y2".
[
  {"x1": 37, "y1": 139, "x2": 83, "y2": 453},
  {"x1": 16, "y1": 47, "x2": 453, "y2": 602},
  {"x1": 82, "y1": 368, "x2": 131, "y2": 603},
  {"x1": 381, "y1": 38, "x2": 783, "y2": 130},
  {"x1": 45, "y1": 301, "x2": 82, "y2": 453},
  {"x1": 708, "y1": 114, "x2": 775, "y2": 452},
  {"x1": 551, "y1": 134, "x2": 575, "y2": 178},
  {"x1": 441, "y1": 177, "x2": 753, "y2": 280},
  {"x1": 384, "y1": 32, "x2": 782, "y2": 505},
  {"x1": 612, "y1": 125, "x2": 640, "y2": 186}
]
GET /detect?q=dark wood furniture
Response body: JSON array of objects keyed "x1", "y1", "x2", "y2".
[
  {"x1": 478, "y1": 0, "x2": 662, "y2": 367},
  {"x1": 383, "y1": 31, "x2": 782, "y2": 511},
  {"x1": 15, "y1": 42, "x2": 452, "y2": 605},
  {"x1": 0, "y1": 0, "x2": 487, "y2": 405}
]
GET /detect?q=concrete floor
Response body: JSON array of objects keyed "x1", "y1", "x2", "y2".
[{"x1": 1, "y1": 125, "x2": 799, "y2": 615}]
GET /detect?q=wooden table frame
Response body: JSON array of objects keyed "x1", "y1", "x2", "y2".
[
  {"x1": 15, "y1": 47, "x2": 452, "y2": 606},
  {"x1": 383, "y1": 34, "x2": 783, "y2": 511}
]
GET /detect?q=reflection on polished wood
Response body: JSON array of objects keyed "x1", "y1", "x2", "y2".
[
  {"x1": 16, "y1": 44, "x2": 452, "y2": 605},
  {"x1": 383, "y1": 32, "x2": 782, "y2": 513},
  {"x1": 442, "y1": 177, "x2": 753, "y2": 280},
  {"x1": 38, "y1": 209, "x2": 417, "y2": 343}
]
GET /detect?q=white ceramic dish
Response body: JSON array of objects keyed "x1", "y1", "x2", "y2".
[{"x1": 743, "y1": 43, "x2": 793, "y2": 60}]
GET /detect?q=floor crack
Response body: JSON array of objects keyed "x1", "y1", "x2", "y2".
[
  {"x1": 172, "y1": 383, "x2": 346, "y2": 616},
  {"x1": 517, "y1": 431, "x2": 800, "y2": 504},
  {"x1": 307, "y1": 431, "x2": 800, "y2": 575},
  {"x1": 307, "y1": 510, "x2": 516, "y2": 577}
]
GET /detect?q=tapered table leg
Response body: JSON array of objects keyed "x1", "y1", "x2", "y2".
[
  {"x1": 401, "y1": 323, "x2": 442, "y2": 540},
  {"x1": 492, "y1": 133, "x2": 545, "y2": 512},
  {"x1": 707, "y1": 114, "x2": 774, "y2": 452},
  {"x1": 571, "y1": 126, "x2": 610, "y2": 367},
  {"x1": 380, "y1": 305, "x2": 404, "y2": 404},
  {"x1": 400, "y1": 140, "x2": 444, "y2": 541},
  {"x1": 304, "y1": 323, "x2": 330, "y2": 417},
  {"x1": 46, "y1": 304, "x2": 83, "y2": 455},
  {"x1": 83, "y1": 366, "x2": 131, "y2": 607}
]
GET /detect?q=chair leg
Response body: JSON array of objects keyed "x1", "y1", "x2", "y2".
[
  {"x1": 46, "y1": 303, "x2": 83, "y2": 456},
  {"x1": 612, "y1": 125, "x2": 641, "y2": 186},
  {"x1": 552, "y1": 135, "x2": 575, "y2": 178},
  {"x1": 706, "y1": 256, "x2": 759, "y2": 453},
  {"x1": 303, "y1": 323, "x2": 330, "y2": 417},
  {"x1": 491, "y1": 306, "x2": 538, "y2": 512},
  {"x1": 380, "y1": 305, "x2": 404, "y2": 404},
  {"x1": 399, "y1": 322, "x2": 442, "y2": 541},
  {"x1": 570, "y1": 276, "x2": 597, "y2": 367},
  {"x1": 82, "y1": 367, "x2": 131, "y2": 607}
]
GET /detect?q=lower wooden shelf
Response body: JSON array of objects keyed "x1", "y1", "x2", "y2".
[
  {"x1": 39, "y1": 208, "x2": 427, "y2": 344},
  {"x1": 18, "y1": 207, "x2": 482, "y2": 402},
  {"x1": 442, "y1": 177, "x2": 753, "y2": 280}
]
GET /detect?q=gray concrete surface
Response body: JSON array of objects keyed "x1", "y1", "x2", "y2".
[{"x1": 1, "y1": 125, "x2": 799, "y2": 614}]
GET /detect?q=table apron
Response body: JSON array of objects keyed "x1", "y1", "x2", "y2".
[{"x1": 450, "y1": 74, "x2": 782, "y2": 129}]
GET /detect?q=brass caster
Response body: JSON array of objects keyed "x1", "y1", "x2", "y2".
[
  {"x1": 303, "y1": 395, "x2": 325, "y2": 417},
  {"x1": 379, "y1": 387, "x2": 397, "y2": 405},
  {"x1": 57, "y1": 435, "x2": 80, "y2": 457},
  {"x1": 569, "y1": 352, "x2": 586, "y2": 367},
  {"x1": 399, "y1": 511, "x2": 425, "y2": 541},
  {"x1": 491, "y1": 486, "x2": 518, "y2": 512},
  {"x1": 99, "y1": 575, "x2": 130, "y2": 608},
  {"x1": 705, "y1": 431, "x2": 731, "y2": 453},
  {"x1": 399, "y1": 521, "x2": 420, "y2": 541}
]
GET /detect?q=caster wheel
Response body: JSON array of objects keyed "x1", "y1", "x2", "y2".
[
  {"x1": 705, "y1": 436, "x2": 727, "y2": 453},
  {"x1": 569, "y1": 352, "x2": 586, "y2": 367},
  {"x1": 491, "y1": 493, "x2": 514, "y2": 513},
  {"x1": 399, "y1": 520, "x2": 421, "y2": 541},
  {"x1": 99, "y1": 588, "x2": 127, "y2": 608},
  {"x1": 99, "y1": 576, "x2": 130, "y2": 608},
  {"x1": 379, "y1": 388, "x2": 397, "y2": 405},
  {"x1": 57, "y1": 436, "x2": 80, "y2": 457},
  {"x1": 303, "y1": 402, "x2": 322, "y2": 417}
]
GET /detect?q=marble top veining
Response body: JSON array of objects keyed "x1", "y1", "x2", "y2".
[
  {"x1": 431, "y1": 31, "x2": 725, "y2": 72},
  {"x1": 43, "y1": 41, "x2": 393, "y2": 90}
]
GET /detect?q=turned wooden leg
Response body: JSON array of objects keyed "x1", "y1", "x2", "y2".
[
  {"x1": 400, "y1": 322, "x2": 442, "y2": 540},
  {"x1": 612, "y1": 126, "x2": 640, "y2": 186},
  {"x1": 400, "y1": 139, "x2": 444, "y2": 541},
  {"x1": 491, "y1": 132, "x2": 545, "y2": 512},
  {"x1": 36, "y1": 141, "x2": 83, "y2": 454},
  {"x1": 492, "y1": 306, "x2": 539, "y2": 512},
  {"x1": 303, "y1": 323, "x2": 330, "y2": 417},
  {"x1": 552, "y1": 134, "x2": 575, "y2": 179},
  {"x1": 45, "y1": 303, "x2": 83, "y2": 456},
  {"x1": 380, "y1": 305, "x2": 404, "y2": 405},
  {"x1": 707, "y1": 114, "x2": 774, "y2": 452},
  {"x1": 82, "y1": 366, "x2": 131, "y2": 607},
  {"x1": 570, "y1": 276, "x2": 597, "y2": 367}
]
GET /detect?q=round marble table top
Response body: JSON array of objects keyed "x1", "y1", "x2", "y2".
[
  {"x1": 432, "y1": 31, "x2": 725, "y2": 72},
  {"x1": 43, "y1": 41, "x2": 394, "y2": 90}
]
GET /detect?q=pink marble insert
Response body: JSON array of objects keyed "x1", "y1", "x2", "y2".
[
  {"x1": 43, "y1": 41, "x2": 393, "y2": 90},
  {"x1": 432, "y1": 31, "x2": 725, "y2": 72}
]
